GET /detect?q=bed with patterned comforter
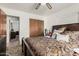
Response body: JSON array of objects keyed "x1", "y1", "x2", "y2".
[{"x1": 24, "y1": 31, "x2": 79, "y2": 56}]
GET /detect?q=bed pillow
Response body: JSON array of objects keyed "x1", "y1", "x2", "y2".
[
  {"x1": 56, "y1": 33, "x2": 69, "y2": 42},
  {"x1": 53, "y1": 27, "x2": 66, "y2": 34},
  {"x1": 52, "y1": 33, "x2": 57, "y2": 39},
  {"x1": 58, "y1": 27, "x2": 66, "y2": 33}
]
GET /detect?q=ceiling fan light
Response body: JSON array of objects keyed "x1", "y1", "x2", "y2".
[
  {"x1": 35, "y1": 3, "x2": 41, "y2": 9},
  {"x1": 46, "y1": 3, "x2": 52, "y2": 9},
  {"x1": 35, "y1": 3, "x2": 52, "y2": 10}
]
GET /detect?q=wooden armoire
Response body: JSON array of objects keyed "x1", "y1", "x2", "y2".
[
  {"x1": 0, "y1": 9, "x2": 6, "y2": 55},
  {"x1": 30, "y1": 19, "x2": 44, "y2": 37},
  {"x1": 0, "y1": 9, "x2": 6, "y2": 36}
]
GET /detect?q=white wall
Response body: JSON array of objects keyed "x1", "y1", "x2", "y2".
[
  {"x1": 0, "y1": 6, "x2": 45, "y2": 46},
  {"x1": 45, "y1": 4, "x2": 79, "y2": 30},
  {"x1": 1, "y1": 4, "x2": 79, "y2": 46}
]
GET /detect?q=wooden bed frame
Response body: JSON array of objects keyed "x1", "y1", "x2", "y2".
[
  {"x1": 22, "y1": 23, "x2": 79, "y2": 56},
  {"x1": 52, "y1": 23, "x2": 79, "y2": 33},
  {"x1": 22, "y1": 38, "x2": 35, "y2": 56}
]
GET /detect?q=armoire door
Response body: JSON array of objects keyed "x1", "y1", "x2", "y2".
[
  {"x1": 30, "y1": 19, "x2": 44, "y2": 37},
  {"x1": 0, "y1": 9, "x2": 6, "y2": 36}
]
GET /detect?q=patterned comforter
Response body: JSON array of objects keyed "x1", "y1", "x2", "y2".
[{"x1": 26, "y1": 31, "x2": 79, "y2": 56}]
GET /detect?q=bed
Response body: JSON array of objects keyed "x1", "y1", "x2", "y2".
[{"x1": 22, "y1": 23, "x2": 79, "y2": 56}]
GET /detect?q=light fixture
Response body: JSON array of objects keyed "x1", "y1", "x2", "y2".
[{"x1": 35, "y1": 3, "x2": 52, "y2": 10}]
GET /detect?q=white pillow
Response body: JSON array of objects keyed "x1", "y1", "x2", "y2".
[
  {"x1": 53, "y1": 30, "x2": 63, "y2": 34},
  {"x1": 52, "y1": 34, "x2": 57, "y2": 39},
  {"x1": 71, "y1": 48, "x2": 79, "y2": 53},
  {"x1": 53, "y1": 27, "x2": 66, "y2": 34},
  {"x1": 56, "y1": 33, "x2": 69, "y2": 42},
  {"x1": 53, "y1": 30, "x2": 59, "y2": 34}
]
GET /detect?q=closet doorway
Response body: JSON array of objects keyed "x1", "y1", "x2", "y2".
[
  {"x1": 30, "y1": 19, "x2": 44, "y2": 37},
  {"x1": 8, "y1": 15, "x2": 20, "y2": 42}
]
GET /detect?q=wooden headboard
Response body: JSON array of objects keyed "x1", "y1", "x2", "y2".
[{"x1": 52, "y1": 23, "x2": 79, "y2": 33}]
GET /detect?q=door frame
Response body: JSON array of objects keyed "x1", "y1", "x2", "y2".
[{"x1": 6, "y1": 15, "x2": 20, "y2": 46}]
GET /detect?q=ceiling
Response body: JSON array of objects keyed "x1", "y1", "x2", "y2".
[{"x1": 0, "y1": 3, "x2": 75, "y2": 16}]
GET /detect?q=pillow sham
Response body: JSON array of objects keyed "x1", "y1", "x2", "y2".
[
  {"x1": 52, "y1": 33, "x2": 57, "y2": 39},
  {"x1": 56, "y1": 33, "x2": 69, "y2": 42},
  {"x1": 58, "y1": 27, "x2": 66, "y2": 33},
  {"x1": 53, "y1": 27, "x2": 66, "y2": 35}
]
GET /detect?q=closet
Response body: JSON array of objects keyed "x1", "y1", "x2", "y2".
[{"x1": 30, "y1": 19, "x2": 44, "y2": 37}]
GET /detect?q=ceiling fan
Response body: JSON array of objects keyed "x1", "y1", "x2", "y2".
[{"x1": 35, "y1": 3, "x2": 52, "y2": 10}]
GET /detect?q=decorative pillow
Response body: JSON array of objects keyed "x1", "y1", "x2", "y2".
[
  {"x1": 56, "y1": 33, "x2": 69, "y2": 42},
  {"x1": 52, "y1": 33, "x2": 57, "y2": 39},
  {"x1": 72, "y1": 48, "x2": 79, "y2": 53},
  {"x1": 53, "y1": 29, "x2": 59, "y2": 34},
  {"x1": 53, "y1": 27, "x2": 66, "y2": 34},
  {"x1": 58, "y1": 27, "x2": 66, "y2": 33}
]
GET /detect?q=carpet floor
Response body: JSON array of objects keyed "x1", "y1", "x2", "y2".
[{"x1": 6, "y1": 40, "x2": 23, "y2": 56}]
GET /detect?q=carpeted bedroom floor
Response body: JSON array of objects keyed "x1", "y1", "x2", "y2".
[{"x1": 6, "y1": 40, "x2": 23, "y2": 56}]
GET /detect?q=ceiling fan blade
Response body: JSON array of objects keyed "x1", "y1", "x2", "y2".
[
  {"x1": 35, "y1": 3, "x2": 41, "y2": 10},
  {"x1": 46, "y1": 3, "x2": 52, "y2": 9}
]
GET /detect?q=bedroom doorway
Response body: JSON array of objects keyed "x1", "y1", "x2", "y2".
[
  {"x1": 8, "y1": 15, "x2": 20, "y2": 42},
  {"x1": 30, "y1": 19, "x2": 44, "y2": 37}
]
